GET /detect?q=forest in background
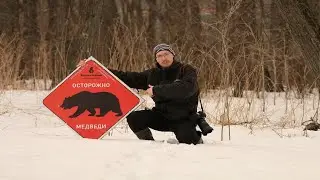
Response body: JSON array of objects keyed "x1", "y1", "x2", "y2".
[{"x1": 0, "y1": 0, "x2": 319, "y2": 99}]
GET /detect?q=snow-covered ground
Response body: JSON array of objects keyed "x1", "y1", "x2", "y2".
[{"x1": 0, "y1": 90, "x2": 319, "y2": 180}]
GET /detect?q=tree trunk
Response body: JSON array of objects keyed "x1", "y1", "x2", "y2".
[
  {"x1": 37, "y1": 0, "x2": 49, "y2": 86},
  {"x1": 18, "y1": 0, "x2": 39, "y2": 79}
]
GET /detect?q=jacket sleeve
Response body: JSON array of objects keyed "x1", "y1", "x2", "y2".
[
  {"x1": 152, "y1": 65, "x2": 198, "y2": 99},
  {"x1": 109, "y1": 69, "x2": 150, "y2": 90}
]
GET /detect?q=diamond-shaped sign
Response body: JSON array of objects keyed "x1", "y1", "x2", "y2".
[{"x1": 43, "y1": 56, "x2": 144, "y2": 139}]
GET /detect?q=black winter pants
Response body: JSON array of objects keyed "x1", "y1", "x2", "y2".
[{"x1": 126, "y1": 109, "x2": 201, "y2": 144}]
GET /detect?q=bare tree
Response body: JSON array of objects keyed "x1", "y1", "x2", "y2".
[{"x1": 275, "y1": 0, "x2": 320, "y2": 76}]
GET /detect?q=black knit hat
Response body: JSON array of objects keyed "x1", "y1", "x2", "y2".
[{"x1": 153, "y1": 43, "x2": 175, "y2": 58}]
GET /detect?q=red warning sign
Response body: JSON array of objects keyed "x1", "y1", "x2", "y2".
[{"x1": 43, "y1": 56, "x2": 144, "y2": 139}]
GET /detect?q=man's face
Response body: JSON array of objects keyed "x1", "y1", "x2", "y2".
[{"x1": 155, "y1": 50, "x2": 174, "y2": 68}]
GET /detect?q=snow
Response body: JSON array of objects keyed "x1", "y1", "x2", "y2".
[{"x1": 0, "y1": 90, "x2": 319, "y2": 180}]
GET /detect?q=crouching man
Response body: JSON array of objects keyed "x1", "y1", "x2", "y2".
[{"x1": 77, "y1": 43, "x2": 213, "y2": 144}]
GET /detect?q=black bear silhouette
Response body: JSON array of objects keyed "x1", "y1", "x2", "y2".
[{"x1": 60, "y1": 91, "x2": 123, "y2": 118}]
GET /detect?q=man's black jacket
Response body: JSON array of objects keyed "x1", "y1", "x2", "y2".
[{"x1": 110, "y1": 60, "x2": 200, "y2": 120}]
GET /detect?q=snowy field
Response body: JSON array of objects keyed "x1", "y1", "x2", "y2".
[{"x1": 0, "y1": 90, "x2": 319, "y2": 180}]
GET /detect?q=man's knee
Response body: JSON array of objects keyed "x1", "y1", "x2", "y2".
[
  {"x1": 126, "y1": 111, "x2": 139, "y2": 125},
  {"x1": 126, "y1": 111, "x2": 141, "y2": 130},
  {"x1": 126, "y1": 110, "x2": 149, "y2": 132}
]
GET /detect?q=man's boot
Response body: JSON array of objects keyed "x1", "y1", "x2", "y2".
[
  {"x1": 196, "y1": 130, "x2": 204, "y2": 144},
  {"x1": 134, "y1": 128, "x2": 154, "y2": 140},
  {"x1": 197, "y1": 137, "x2": 204, "y2": 144}
]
